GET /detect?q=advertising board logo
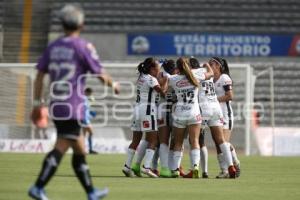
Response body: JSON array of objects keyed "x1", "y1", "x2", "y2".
[{"x1": 131, "y1": 36, "x2": 150, "y2": 54}]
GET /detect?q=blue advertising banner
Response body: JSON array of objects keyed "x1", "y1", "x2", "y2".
[{"x1": 128, "y1": 33, "x2": 300, "y2": 57}]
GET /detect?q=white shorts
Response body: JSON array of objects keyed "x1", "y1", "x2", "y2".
[
  {"x1": 157, "y1": 111, "x2": 172, "y2": 128},
  {"x1": 157, "y1": 101, "x2": 173, "y2": 128},
  {"x1": 131, "y1": 105, "x2": 158, "y2": 132},
  {"x1": 131, "y1": 114, "x2": 158, "y2": 132},
  {"x1": 200, "y1": 102, "x2": 224, "y2": 127},
  {"x1": 172, "y1": 113, "x2": 202, "y2": 128}
]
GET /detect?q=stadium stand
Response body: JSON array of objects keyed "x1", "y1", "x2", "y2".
[
  {"x1": 0, "y1": 0, "x2": 299, "y2": 143},
  {"x1": 50, "y1": 0, "x2": 300, "y2": 33},
  {"x1": 253, "y1": 63, "x2": 300, "y2": 127},
  {"x1": 1, "y1": 0, "x2": 50, "y2": 62},
  {"x1": 0, "y1": 0, "x2": 3, "y2": 60}
]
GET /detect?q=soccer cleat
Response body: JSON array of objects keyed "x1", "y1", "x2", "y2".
[
  {"x1": 89, "y1": 150, "x2": 98, "y2": 154},
  {"x1": 122, "y1": 164, "x2": 134, "y2": 177},
  {"x1": 179, "y1": 166, "x2": 185, "y2": 177},
  {"x1": 183, "y1": 170, "x2": 193, "y2": 178},
  {"x1": 192, "y1": 165, "x2": 200, "y2": 179},
  {"x1": 234, "y1": 161, "x2": 241, "y2": 178},
  {"x1": 88, "y1": 188, "x2": 109, "y2": 200},
  {"x1": 216, "y1": 171, "x2": 229, "y2": 179},
  {"x1": 131, "y1": 163, "x2": 142, "y2": 177},
  {"x1": 228, "y1": 165, "x2": 237, "y2": 179},
  {"x1": 28, "y1": 185, "x2": 49, "y2": 200},
  {"x1": 159, "y1": 167, "x2": 172, "y2": 178},
  {"x1": 202, "y1": 172, "x2": 209, "y2": 179},
  {"x1": 171, "y1": 169, "x2": 180, "y2": 178},
  {"x1": 151, "y1": 169, "x2": 160, "y2": 177},
  {"x1": 141, "y1": 166, "x2": 159, "y2": 178}
]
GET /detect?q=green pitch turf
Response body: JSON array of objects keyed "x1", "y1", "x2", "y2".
[{"x1": 0, "y1": 153, "x2": 300, "y2": 200}]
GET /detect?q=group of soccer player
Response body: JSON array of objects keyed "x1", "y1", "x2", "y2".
[
  {"x1": 122, "y1": 56, "x2": 241, "y2": 179},
  {"x1": 28, "y1": 3, "x2": 241, "y2": 200}
]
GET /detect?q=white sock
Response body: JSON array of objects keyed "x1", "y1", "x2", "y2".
[
  {"x1": 152, "y1": 148, "x2": 159, "y2": 170},
  {"x1": 135, "y1": 140, "x2": 148, "y2": 165},
  {"x1": 159, "y1": 143, "x2": 169, "y2": 168},
  {"x1": 125, "y1": 148, "x2": 135, "y2": 168},
  {"x1": 190, "y1": 148, "x2": 200, "y2": 168},
  {"x1": 217, "y1": 153, "x2": 227, "y2": 172},
  {"x1": 219, "y1": 142, "x2": 234, "y2": 168},
  {"x1": 189, "y1": 150, "x2": 193, "y2": 169},
  {"x1": 168, "y1": 150, "x2": 174, "y2": 169},
  {"x1": 200, "y1": 146, "x2": 208, "y2": 173},
  {"x1": 144, "y1": 149, "x2": 155, "y2": 169},
  {"x1": 230, "y1": 143, "x2": 239, "y2": 164},
  {"x1": 173, "y1": 151, "x2": 183, "y2": 170}
]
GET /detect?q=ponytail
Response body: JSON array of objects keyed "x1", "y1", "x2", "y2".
[
  {"x1": 189, "y1": 57, "x2": 200, "y2": 69},
  {"x1": 221, "y1": 58, "x2": 230, "y2": 76},
  {"x1": 177, "y1": 58, "x2": 199, "y2": 87},
  {"x1": 137, "y1": 57, "x2": 156, "y2": 75}
]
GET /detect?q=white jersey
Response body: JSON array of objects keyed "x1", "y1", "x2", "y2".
[
  {"x1": 169, "y1": 72, "x2": 205, "y2": 118},
  {"x1": 193, "y1": 68, "x2": 218, "y2": 104},
  {"x1": 157, "y1": 71, "x2": 174, "y2": 126},
  {"x1": 158, "y1": 70, "x2": 173, "y2": 103},
  {"x1": 215, "y1": 74, "x2": 234, "y2": 129},
  {"x1": 135, "y1": 73, "x2": 159, "y2": 115}
]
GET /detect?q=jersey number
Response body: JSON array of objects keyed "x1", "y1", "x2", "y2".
[
  {"x1": 49, "y1": 62, "x2": 76, "y2": 98},
  {"x1": 202, "y1": 82, "x2": 216, "y2": 96},
  {"x1": 182, "y1": 91, "x2": 194, "y2": 104},
  {"x1": 136, "y1": 89, "x2": 141, "y2": 103}
]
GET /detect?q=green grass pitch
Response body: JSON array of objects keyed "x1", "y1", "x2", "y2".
[{"x1": 0, "y1": 153, "x2": 300, "y2": 200}]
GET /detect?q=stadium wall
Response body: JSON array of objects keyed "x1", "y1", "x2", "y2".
[{"x1": 48, "y1": 33, "x2": 300, "y2": 62}]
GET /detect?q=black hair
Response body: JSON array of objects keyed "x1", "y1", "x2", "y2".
[
  {"x1": 85, "y1": 87, "x2": 93, "y2": 94},
  {"x1": 162, "y1": 59, "x2": 176, "y2": 74},
  {"x1": 137, "y1": 57, "x2": 157, "y2": 75},
  {"x1": 189, "y1": 57, "x2": 200, "y2": 69},
  {"x1": 211, "y1": 57, "x2": 230, "y2": 76}
]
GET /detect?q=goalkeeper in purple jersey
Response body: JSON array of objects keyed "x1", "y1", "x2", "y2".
[{"x1": 29, "y1": 4, "x2": 119, "y2": 200}]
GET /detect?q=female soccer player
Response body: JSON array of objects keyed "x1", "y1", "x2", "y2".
[
  {"x1": 184, "y1": 57, "x2": 228, "y2": 179},
  {"x1": 157, "y1": 59, "x2": 177, "y2": 177},
  {"x1": 28, "y1": 4, "x2": 119, "y2": 200},
  {"x1": 169, "y1": 57, "x2": 207, "y2": 178},
  {"x1": 130, "y1": 59, "x2": 177, "y2": 178},
  {"x1": 210, "y1": 57, "x2": 240, "y2": 178},
  {"x1": 122, "y1": 57, "x2": 165, "y2": 178}
]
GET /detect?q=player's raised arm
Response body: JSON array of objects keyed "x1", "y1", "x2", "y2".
[{"x1": 202, "y1": 62, "x2": 214, "y2": 80}]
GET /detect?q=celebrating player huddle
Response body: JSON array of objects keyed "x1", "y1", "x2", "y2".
[{"x1": 123, "y1": 56, "x2": 240, "y2": 179}]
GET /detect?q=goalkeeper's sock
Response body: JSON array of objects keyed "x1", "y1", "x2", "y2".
[
  {"x1": 88, "y1": 135, "x2": 93, "y2": 152},
  {"x1": 72, "y1": 154, "x2": 93, "y2": 193},
  {"x1": 35, "y1": 149, "x2": 63, "y2": 188}
]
